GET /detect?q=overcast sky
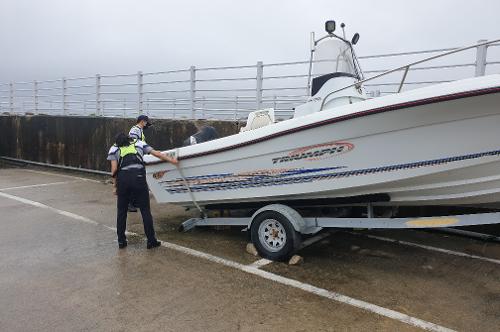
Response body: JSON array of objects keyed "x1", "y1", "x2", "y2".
[{"x1": 1, "y1": 0, "x2": 499, "y2": 82}]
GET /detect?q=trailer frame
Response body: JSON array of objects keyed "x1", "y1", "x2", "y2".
[{"x1": 179, "y1": 203, "x2": 500, "y2": 260}]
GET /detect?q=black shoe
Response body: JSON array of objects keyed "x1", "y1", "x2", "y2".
[
  {"x1": 118, "y1": 241, "x2": 128, "y2": 249},
  {"x1": 147, "y1": 240, "x2": 161, "y2": 249}
]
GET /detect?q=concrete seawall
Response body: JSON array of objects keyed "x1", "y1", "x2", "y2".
[{"x1": 0, "y1": 115, "x2": 240, "y2": 172}]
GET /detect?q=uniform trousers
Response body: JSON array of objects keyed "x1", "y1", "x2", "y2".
[{"x1": 116, "y1": 168, "x2": 156, "y2": 244}]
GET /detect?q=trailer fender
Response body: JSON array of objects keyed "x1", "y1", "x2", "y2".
[{"x1": 249, "y1": 204, "x2": 306, "y2": 233}]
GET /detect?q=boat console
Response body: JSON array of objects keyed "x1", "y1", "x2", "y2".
[{"x1": 294, "y1": 20, "x2": 367, "y2": 118}]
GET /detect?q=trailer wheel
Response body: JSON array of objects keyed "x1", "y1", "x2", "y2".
[{"x1": 250, "y1": 211, "x2": 301, "y2": 261}]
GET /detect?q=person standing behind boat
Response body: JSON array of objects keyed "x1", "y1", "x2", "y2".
[
  {"x1": 127, "y1": 115, "x2": 152, "y2": 212},
  {"x1": 129, "y1": 114, "x2": 151, "y2": 143},
  {"x1": 108, "y1": 133, "x2": 177, "y2": 249}
]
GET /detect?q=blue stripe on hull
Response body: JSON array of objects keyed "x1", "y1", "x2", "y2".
[{"x1": 162, "y1": 149, "x2": 500, "y2": 194}]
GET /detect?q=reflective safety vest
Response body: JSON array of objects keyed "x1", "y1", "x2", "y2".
[
  {"x1": 133, "y1": 125, "x2": 146, "y2": 142},
  {"x1": 117, "y1": 140, "x2": 144, "y2": 170}
]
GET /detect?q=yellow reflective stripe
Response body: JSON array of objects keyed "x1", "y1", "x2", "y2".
[{"x1": 119, "y1": 143, "x2": 137, "y2": 157}]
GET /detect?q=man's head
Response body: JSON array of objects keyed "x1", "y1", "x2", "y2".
[
  {"x1": 115, "y1": 133, "x2": 131, "y2": 147},
  {"x1": 136, "y1": 115, "x2": 152, "y2": 129}
]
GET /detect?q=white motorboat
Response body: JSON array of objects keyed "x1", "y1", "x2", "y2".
[{"x1": 145, "y1": 21, "x2": 500, "y2": 211}]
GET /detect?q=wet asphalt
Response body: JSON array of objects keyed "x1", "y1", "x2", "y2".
[{"x1": 0, "y1": 166, "x2": 499, "y2": 331}]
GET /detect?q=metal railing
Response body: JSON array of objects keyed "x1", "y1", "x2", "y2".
[
  {"x1": 1, "y1": 39, "x2": 499, "y2": 121},
  {"x1": 320, "y1": 39, "x2": 500, "y2": 112}
]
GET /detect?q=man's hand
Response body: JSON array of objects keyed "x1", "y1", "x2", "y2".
[
  {"x1": 168, "y1": 156, "x2": 179, "y2": 165},
  {"x1": 151, "y1": 150, "x2": 178, "y2": 165}
]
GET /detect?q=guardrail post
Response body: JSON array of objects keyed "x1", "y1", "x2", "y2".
[
  {"x1": 234, "y1": 96, "x2": 239, "y2": 120},
  {"x1": 137, "y1": 71, "x2": 143, "y2": 115},
  {"x1": 62, "y1": 77, "x2": 67, "y2": 115},
  {"x1": 96, "y1": 74, "x2": 101, "y2": 116},
  {"x1": 475, "y1": 39, "x2": 488, "y2": 77},
  {"x1": 189, "y1": 66, "x2": 196, "y2": 119},
  {"x1": 9, "y1": 82, "x2": 14, "y2": 113},
  {"x1": 34, "y1": 80, "x2": 38, "y2": 114},
  {"x1": 201, "y1": 96, "x2": 206, "y2": 119},
  {"x1": 256, "y1": 61, "x2": 263, "y2": 110}
]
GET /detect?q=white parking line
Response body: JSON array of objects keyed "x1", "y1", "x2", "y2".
[
  {"x1": 350, "y1": 232, "x2": 500, "y2": 265},
  {"x1": 0, "y1": 191, "x2": 99, "y2": 226},
  {"x1": 0, "y1": 180, "x2": 79, "y2": 191},
  {"x1": 24, "y1": 169, "x2": 102, "y2": 183},
  {"x1": 157, "y1": 240, "x2": 453, "y2": 332},
  {"x1": 0, "y1": 191, "x2": 455, "y2": 332}
]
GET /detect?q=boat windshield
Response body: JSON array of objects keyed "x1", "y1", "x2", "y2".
[{"x1": 312, "y1": 38, "x2": 357, "y2": 78}]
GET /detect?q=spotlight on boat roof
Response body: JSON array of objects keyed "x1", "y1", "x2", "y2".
[
  {"x1": 352, "y1": 33, "x2": 360, "y2": 45},
  {"x1": 325, "y1": 20, "x2": 336, "y2": 34}
]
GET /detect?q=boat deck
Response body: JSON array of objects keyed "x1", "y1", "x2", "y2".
[{"x1": 1, "y1": 165, "x2": 499, "y2": 332}]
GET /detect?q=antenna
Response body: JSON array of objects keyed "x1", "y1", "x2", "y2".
[
  {"x1": 307, "y1": 31, "x2": 316, "y2": 96},
  {"x1": 340, "y1": 23, "x2": 346, "y2": 39}
]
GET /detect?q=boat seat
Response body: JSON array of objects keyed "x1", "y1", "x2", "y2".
[{"x1": 240, "y1": 108, "x2": 275, "y2": 132}]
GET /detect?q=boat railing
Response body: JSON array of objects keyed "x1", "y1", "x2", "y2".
[
  {"x1": 319, "y1": 39, "x2": 500, "y2": 112},
  {"x1": 1, "y1": 40, "x2": 499, "y2": 121}
]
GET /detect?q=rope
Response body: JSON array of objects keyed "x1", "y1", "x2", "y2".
[{"x1": 174, "y1": 148, "x2": 206, "y2": 217}]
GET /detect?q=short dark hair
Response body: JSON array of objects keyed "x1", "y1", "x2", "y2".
[
  {"x1": 137, "y1": 115, "x2": 149, "y2": 124},
  {"x1": 115, "y1": 133, "x2": 131, "y2": 147}
]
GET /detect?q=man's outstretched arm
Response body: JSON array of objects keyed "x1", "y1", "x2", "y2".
[{"x1": 150, "y1": 150, "x2": 178, "y2": 164}]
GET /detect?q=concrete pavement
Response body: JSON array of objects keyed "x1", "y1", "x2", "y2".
[{"x1": 0, "y1": 166, "x2": 499, "y2": 331}]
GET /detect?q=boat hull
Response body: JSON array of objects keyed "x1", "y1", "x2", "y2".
[{"x1": 145, "y1": 77, "x2": 500, "y2": 208}]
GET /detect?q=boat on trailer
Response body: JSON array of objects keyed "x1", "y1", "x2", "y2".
[{"x1": 144, "y1": 20, "x2": 500, "y2": 260}]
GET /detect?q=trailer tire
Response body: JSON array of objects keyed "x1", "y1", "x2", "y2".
[{"x1": 250, "y1": 211, "x2": 301, "y2": 261}]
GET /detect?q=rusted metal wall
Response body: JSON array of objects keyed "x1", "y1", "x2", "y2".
[{"x1": 0, "y1": 115, "x2": 241, "y2": 171}]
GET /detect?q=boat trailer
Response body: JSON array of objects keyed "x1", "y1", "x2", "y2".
[{"x1": 180, "y1": 203, "x2": 500, "y2": 260}]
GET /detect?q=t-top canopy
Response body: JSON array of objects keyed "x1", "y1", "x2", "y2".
[{"x1": 313, "y1": 38, "x2": 356, "y2": 78}]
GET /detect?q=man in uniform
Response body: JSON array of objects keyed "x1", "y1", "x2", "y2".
[
  {"x1": 107, "y1": 133, "x2": 177, "y2": 249},
  {"x1": 129, "y1": 114, "x2": 151, "y2": 143},
  {"x1": 127, "y1": 115, "x2": 152, "y2": 212}
]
